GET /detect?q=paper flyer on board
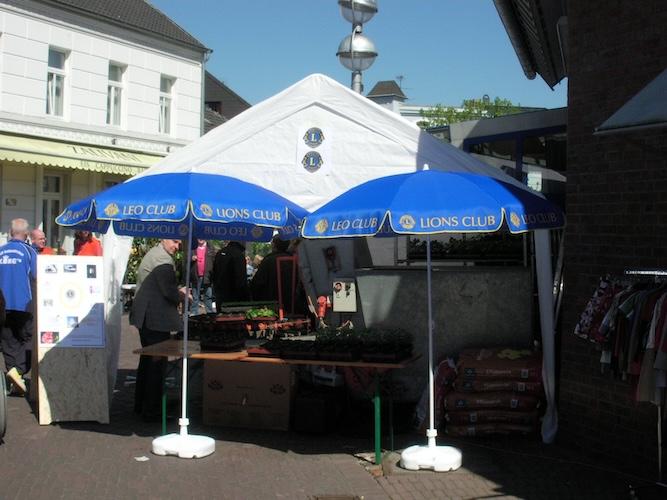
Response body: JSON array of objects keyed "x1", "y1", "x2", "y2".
[{"x1": 37, "y1": 255, "x2": 105, "y2": 348}]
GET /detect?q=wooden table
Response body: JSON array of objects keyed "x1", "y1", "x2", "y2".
[
  {"x1": 133, "y1": 339, "x2": 248, "y2": 361},
  {"x1": 134, "y1": 339, "x2": 419, "y2": 464}
]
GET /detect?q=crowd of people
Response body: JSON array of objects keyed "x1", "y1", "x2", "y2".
[
  {"x1": 188, "y1": 236, "x2": 296, "y2": 316},
  {"x1": 1, "y1": 219, "x2": 306, "y2": 424}
]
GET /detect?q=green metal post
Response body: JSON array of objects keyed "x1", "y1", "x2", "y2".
[
  {"x1": 161, "y1": 377, "x2": 167, "y2": 436},
  {"x1": 389, "y1": 373, "x2": 394, "y2": 452},
  {"x1": 373, "y1": 371, "x2": 381, "y2": 465}
]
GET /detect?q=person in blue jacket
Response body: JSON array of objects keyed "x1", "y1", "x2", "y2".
[{"x1": 0, "y1": 218, "x2": 37, "y2": 395}]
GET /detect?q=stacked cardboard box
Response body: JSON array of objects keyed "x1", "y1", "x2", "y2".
[
  {"x1": 444, "y1": 348, "x2": 543, "y2": 437},
  {"x1": 203, "y1": 361, "x2": 295, "y2": 431}
]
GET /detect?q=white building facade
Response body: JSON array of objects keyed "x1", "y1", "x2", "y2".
[{"x1": 0, "y1": 0, "x2": 209, "y2": 250}]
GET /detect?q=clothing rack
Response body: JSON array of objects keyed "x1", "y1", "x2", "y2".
[
  {"x1": 624, "y1": 269, "x2": 667, "y2": 481},
  {"x1": 624, "y1": 269, "x2": 667, "y2": 279}
]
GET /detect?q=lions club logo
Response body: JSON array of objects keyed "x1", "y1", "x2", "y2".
[
  {"x1": 399, "y1": 214, "x2": 415, "y2": 230},
  {"x1": 315, "y1": 219, "x2": 329, "y2": 234},
  {"x1": 104, "y1": 203, "x2": 119, "y2": 217},
  {"x1": 303, "y1": 127, "x2": 324, "y2": 148},
  {"x1": 178, "y1": 224, "x2": 189, "y2": 236},
  {"x1": 302, "y1": 151, "x2": 323, "y2": 172},
  {"x1": 251, "y1": 227, "x2": 264, "y2": 239},
  {"x1": 509, "y1": 212, "x2": 521, "y2": 228},
  {"x1": 200, "y1": 204, "x2": 213, "y2": 217}
]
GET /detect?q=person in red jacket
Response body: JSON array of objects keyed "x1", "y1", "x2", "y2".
[{"x1": 73, "y1": 230, "x2": 102, "y2": 256}]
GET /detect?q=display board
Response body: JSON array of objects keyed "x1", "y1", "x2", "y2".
[
  {"x1": 36, "y1": 255, "x2": 109, "y2": 424},
  {"x1": 332, "y1": 279, "x2": 357, "y2": 313},
  {"x1": 38, "y1": 257, "x2": 105, "y2": 348}
]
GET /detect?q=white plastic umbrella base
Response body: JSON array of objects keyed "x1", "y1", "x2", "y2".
[
  {"x1": 400, "y1": 444, "x2": 462, "y2": 472},
  {"x1": 152, "y1": 433, "x2": 215, "y2": 459}
]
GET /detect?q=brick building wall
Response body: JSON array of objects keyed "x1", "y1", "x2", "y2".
[{"x1": 560, "y1": 0, "x2": 667, "y2": 477}]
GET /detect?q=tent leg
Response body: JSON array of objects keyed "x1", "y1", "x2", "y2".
[
  {"x1": 535, "y1": 229, "x2": 558, "y2": 443},
  {"x1": 658, "y1": 405, "x2": 662, "y2": 480}
]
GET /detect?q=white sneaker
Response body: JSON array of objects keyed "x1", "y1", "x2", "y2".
[{"x1": 6, "y1": 367, "x2": 26, "y2": 395}]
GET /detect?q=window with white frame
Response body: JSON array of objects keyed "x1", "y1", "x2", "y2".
[
  {"x1": 107, "y1": 63, "x2": 124, "y2": 126},
  {"x1": 159, "y1": 75, "x2": 174, "y2": 134},
  {"x1": 42, "y1": 173, "x2": 63, "y2": 249},
  {"x1": 46, "y1": 48, "x2": 67, "y2": 117}
]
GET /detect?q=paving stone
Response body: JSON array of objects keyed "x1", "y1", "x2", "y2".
[{"x1": 1, "y1": 315, "x2": 663, "y2": 499}]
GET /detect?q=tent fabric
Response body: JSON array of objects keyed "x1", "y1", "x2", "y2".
[
  {"x1": 101, "y1": 229, "x2": 133, "y2": 404},
  {"x1": 535, "y1": 229, "x2": 557, "y2": 442},
  {"x1": 137, "y1": 74, "x2": 534, "y2": 212},
  {"x1": 111, "y1": 73, "x2": 559, "y2": 442}
]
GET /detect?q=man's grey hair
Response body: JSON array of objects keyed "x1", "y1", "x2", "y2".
[{"x1": 10, "y1": 218, "x2": 29, "y2": 238}]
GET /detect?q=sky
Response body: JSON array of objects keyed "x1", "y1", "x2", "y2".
[{"x1": 149, "y1": 0, "x2": 567, "y2": 109}]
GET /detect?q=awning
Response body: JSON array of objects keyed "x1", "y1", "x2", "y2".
[
  {"x1": 0, "y1": 134, "x2": 164, "y2": 175},
  {"x1": 595, "y1": 68, "x2": 667, "y2": 135}
]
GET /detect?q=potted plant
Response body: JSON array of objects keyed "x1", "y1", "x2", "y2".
[
  {"x1": 247, "y1": 338, "x2": 284, "y2": 358},
  {"x1": 360, "y1": 328, "x2": 413, "y2": 363},
  {"x1": 315, "y1": 329, "x2": 362, "y2": 361},
  {"x1": 314, "y1": 329, "x2": 337, "y2": 361},
  {"x1": 280, "y1": 338, "x2": 317, "y2": 360}
]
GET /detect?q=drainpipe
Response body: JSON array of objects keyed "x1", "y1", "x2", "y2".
[
  {"x1": 493, "y1": 0, "x2": 536, "y2": 80},
  {"x1": 200, "y1": 49, "x2": 212, "y2": 137}
]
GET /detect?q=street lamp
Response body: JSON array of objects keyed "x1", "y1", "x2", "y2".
[
  {"x1": 337, "y1": 0, "x2": 378, "y2": 93},
  {"x1": 339, "y1": 0, "x2": 378, "y2": 24}
]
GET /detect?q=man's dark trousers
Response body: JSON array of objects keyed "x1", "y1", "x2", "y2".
[
  {"x1": 2, "y1": 310, "x2": 32, "y2": 375},
  {"x1": 134, "y1": 326, "x2": 170, "y2": 418}
]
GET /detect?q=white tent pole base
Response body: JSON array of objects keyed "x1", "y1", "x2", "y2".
[
  {"x1": 152, "y1": 418, "x2": 215, "y2": 459},
  {"x1": 400, "y1": 442, "x2": 462, "y2": 472}
]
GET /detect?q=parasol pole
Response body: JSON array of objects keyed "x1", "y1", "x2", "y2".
[
  {"x1": 400, "y1": 232, "x2": 460, "y2": 471},
  {"x1": 151, "y1": 210, "x2": 215, "y2": 458},
  {"x1": 179, "y1": 213, "x2": 193, "y2": 436},
  {"x1": 426, "y1": 234, "x2": 437, "y2": 448}
]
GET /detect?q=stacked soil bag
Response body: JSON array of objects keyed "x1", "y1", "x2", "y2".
[{"x1": 444, "y1": 347, "x2": 543, "y2": 437}]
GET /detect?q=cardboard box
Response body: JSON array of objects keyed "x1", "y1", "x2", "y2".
[{"x1": 203, "y1": 361, "x2": 294, "y2": 431}]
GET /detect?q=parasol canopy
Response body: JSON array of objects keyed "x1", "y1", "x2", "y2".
[
  {"x1": 56, "y1": 172, "x2": 307, "y2": 241},
  {"x1": 302, "y1": 169, "x2": 564, "y2": 239}
]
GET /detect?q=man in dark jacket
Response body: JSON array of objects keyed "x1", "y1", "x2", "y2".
[
  {"x1": 189, "y1": 239, "x2": 216, "y2": 315},
  {"x1": 211, "y1": 241, "x2": 250, "y2": 311},
  {"x1": 130, "y1": 239, "x2": 187, "y2": 420}
]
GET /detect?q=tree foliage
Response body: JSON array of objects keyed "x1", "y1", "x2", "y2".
[
  {"x1": 124, "y1": 238, "x2": 186, "y2": 284},
  {"x1": 417, "y1": 96, "x2": 520, "y2": 129}
]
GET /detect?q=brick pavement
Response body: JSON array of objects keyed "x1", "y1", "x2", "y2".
[{"x1": 1, "y1": 315, "x2": 665, "y2": 499}]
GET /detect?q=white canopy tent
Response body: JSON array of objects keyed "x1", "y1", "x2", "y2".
[
  {"x1": 111, "y1": 73, "x2": 558, "y2": 442},
  {"x1": 141, "y1": 74, "x2": 531, "y2": 211}
]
